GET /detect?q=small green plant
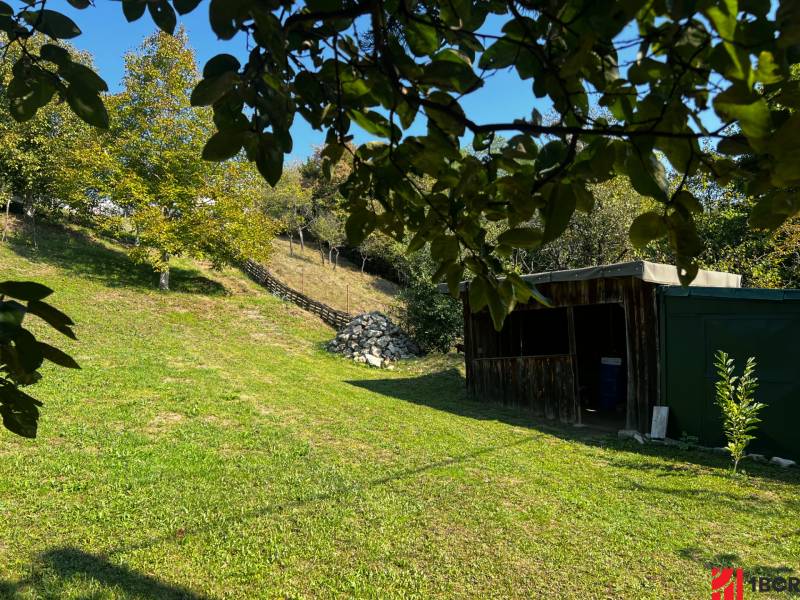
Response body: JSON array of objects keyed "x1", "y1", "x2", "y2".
[{"x1": 714, "y1": 350, "x2": 766, "y2": 473}]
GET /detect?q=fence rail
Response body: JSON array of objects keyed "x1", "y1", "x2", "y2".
[{"x1": 241, "y1": 259, "x2": 353, "y2": 330}]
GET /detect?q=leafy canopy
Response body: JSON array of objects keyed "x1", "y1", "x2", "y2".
[{"x1": 5, "y1": 0, "x2": 800, "y2": 326}]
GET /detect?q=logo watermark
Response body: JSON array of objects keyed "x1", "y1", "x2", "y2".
[{"x1": 712, "y1": 567, "x2": 800, "y2": 598}]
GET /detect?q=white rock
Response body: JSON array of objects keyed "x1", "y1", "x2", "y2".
[
  {"x1": 747, "y1": 453, "x2": 767, "y2": 463},
  {"x1": 770, "y1": 456, "x2": 797, "y2": 468},
  {"x1": 364, "y1": 354, "x2": 383, "y2": 368}
]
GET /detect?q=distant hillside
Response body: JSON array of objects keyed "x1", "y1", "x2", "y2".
[{"x1": 266, "y1": 236, "x2": 399, "y2": 315}]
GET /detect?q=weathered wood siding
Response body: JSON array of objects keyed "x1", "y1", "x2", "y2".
[
  {"x1": 462, "y1": 277, "x2": 660, "y2": 432},
  {"x1": 470, "y1": 355, "x2": 576, "y2": 422}
]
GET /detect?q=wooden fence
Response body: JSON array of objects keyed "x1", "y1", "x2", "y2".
[{"x1": 241, "y1": 259, "x2": 353, "y2": 330}]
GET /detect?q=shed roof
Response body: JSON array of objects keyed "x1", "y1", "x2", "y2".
[{"x1": 444, "y1": 260, "x2": 741, "y2": 292}]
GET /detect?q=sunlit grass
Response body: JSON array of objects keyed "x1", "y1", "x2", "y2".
[{"x1": 0, "y1": 220, "x2": 797, "y2": 599}]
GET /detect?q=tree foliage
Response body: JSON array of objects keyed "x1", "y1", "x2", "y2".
[
  {"x1": 60, "y1": 30, "x2": 277, "y2": 289},
  {"x1": 261, "y1": 164, "x2": 313, "y2": 255},
  {"x1": 4, "y1": 1, "x2": 800, "y2": 326},
  {"x1": 396, "y1": 251, "x2": 463, "y2": 353}
]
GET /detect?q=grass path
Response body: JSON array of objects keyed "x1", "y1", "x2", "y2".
[{"x1": 0, "y1": 222, "x2": 798, "y2": 599}]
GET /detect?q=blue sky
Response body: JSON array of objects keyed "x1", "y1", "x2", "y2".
[
  {"x1": 52, "y1": 1, "x2": 726, "y2": 161},
  {"x1": 53, "y1": 1, "x2": 542, "y2": 162}
]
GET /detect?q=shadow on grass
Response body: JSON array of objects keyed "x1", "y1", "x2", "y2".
[
  {"x1": 7, "y1": 220, "x2": 227, "y2": 295},
  {"x1": 679, "y1": 546, "x2": 797, "y2": 582},
  {"x1": 0, "y1": 547, "x2": 211, "y2": 599},
  {"x1": 346, "y1": 368, "x2": 800, "y2": 484}
]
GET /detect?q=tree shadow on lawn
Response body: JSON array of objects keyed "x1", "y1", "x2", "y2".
[
  {"x1": 7, "y1": 221, "x2": 227, "y2": 295},
  {"x1": 678, "y1": 546, "x2": 797, "y2": 583},
  {"x1": 0, "y1": 547, "x2": 211, "y2": 599},
  {"x1": 346, "y1": 369, "x2": 800, "y2": 485}
]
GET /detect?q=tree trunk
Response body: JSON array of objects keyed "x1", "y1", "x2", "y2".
[
  {"x1": 328, "y1": 245, "x2": 333, "y2": 265},
  {"x1": 319, "y1": 245, "x2": 326, "y2": 264},
  {"x1": 361, "y1": 256, "x2": 367, "y2": 273},
  {"x1": 333, "y1": 248, "x2": 339, "y2": 270},
  {"x1": 288, "y1": 234, "x2": 294, "y2": 256},
  {"x1": 298, "y1": 227, "x2": 305, "y2": 252},
  {"x1": 159, "y1": 252, "x2": 170, "y2": 291},
  {"x1": 2, "y1": 196, "x2": 10, "y2": 242},
  {"x1": 23, "y1": 195, "x2": 36, "y2": 250}
]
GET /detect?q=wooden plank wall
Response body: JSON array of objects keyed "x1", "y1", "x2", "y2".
[
  {"x1": 462, "y1": 277, "x2": 660, "y2": 432},
  {"x1": 470, "y1": 355, "x2": 576, "y2": 422}
]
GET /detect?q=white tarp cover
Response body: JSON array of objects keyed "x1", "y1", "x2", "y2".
[
  {"x1": 444, "y1": 260, "x2": 741, "y2": 292},
  {"x1": 519, "y1": 260, "x2": 741, "y2": 288}
]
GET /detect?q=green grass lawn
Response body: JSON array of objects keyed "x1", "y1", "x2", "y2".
[{"x1": 0, "y1": 221, "x2": 798, "y2": 599}]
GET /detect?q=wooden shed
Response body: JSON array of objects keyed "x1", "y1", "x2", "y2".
[{"x1": 456, "y1": 262, "x2": 740, "y2": 433}]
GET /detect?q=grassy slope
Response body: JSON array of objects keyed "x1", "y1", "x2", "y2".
[
  {"x1": 266, "y1": 237, "x2": 398, "y2": 315},
  {"x1": 0, "y1": 221, "x2": 798, "y2": 600}
]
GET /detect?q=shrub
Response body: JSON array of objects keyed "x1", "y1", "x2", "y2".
[
  {"x1": 395, "y1": 252, "x2": 462, "y2": 353},
  {"x1": 714, "y1": 350, "x2": 766, "y2": 473}
]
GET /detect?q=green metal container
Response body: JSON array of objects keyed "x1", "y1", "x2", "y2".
[{"x1": 659, "y1": 287, "x2": 800, "y2": 460}]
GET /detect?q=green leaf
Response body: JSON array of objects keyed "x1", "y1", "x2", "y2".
[
  {"x1": 673, "y1": 190, "x2": 703, "y2": 214},
  {"x1": 347, "y1": 109, "x2": 393, "y2": 138},
  {"x1": 202, "y1": 130, "x2": 246, "y2": 161},
  {"x1": 0, "y1": 281, "x2": 53, "y2": 301},
  {"x1": 209, "y1": 0, "x2": 243, "y2": 40},
  {"x1": 536, "y1": 140, "x2": 568, "y2": 172},
  {"x1": 405, "y1": 18, "x2": 438, "y2": 56},
  {"x1": 478, "y1": 39, "x2": 517, "y2": 70},
  {"x1": 541, "y1": 184, "x2": 576, "y2": 243},
  {"x1": 203, "y1": 54, "x2": 240, "y2": 79},
  {"x1": 122, "y1": 0, "x2": 147, "y2": 22},
  {"x1": 497, "y1": 227, "x2": 543, "y2": 248},
  {"x1": 430, "y1": 235, "x2": 459, "y2": 262},
  {"x1": 174, "y1": 0, "x2": 203, "y2": 15},
  {"x1": 624, "y1": 148, "x2": 669, "y2": 202},
  {"x1": 148, "y1": 1, "x2": 176, "y2": 34},
  {"x1": 67, "y1": 0, "x2": 91, "y2": 8},
  {"x1": 486, "y1": 284, "x2": 511, "y2": 331},
  {"x1": 190, "y1": 72, "x2": 238, "y2": 107},
  {"x1": 629, "y1": 212, "x2": 668, "y2": 248},
  {"x1": 62, "y1": 62, "x2": 109, "y2": 93},
  {"x1": 713, "y1": 85, "x2": 772, "y2": 142},
  {"x1": 468, "y1": 276, "x2": 489, "y2": 312},
  {"x1": 39, "y1": 44, "x2": 70, "y2": 67},
  {"x1": 754, "y1": 50, "x2": 782, "y2": 84},
  {"x1": 253, "y1": 133, "x2": 283, "y2": 186},
  {"x1": 66, "y1": 86, "x2": 109, "y2": 129},
  {"x1": 25, "y1": 9, "x2": 81, "y2": 39},
  {"x1": 345, "y1": 209, "x2": 375, "y2": 246},
  {"x1": 38, "y1": 342, "x2": 80, "y2": 369},
  {"x1": 421, "y1": 50, "x2": 481, "y2": 93}
]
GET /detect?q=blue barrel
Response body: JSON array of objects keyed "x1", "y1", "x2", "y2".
[{"x1": 598, "y1": 357, "x2": 623, "y2": 411}]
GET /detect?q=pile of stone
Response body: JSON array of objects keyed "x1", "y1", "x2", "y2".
[{"x1": 327, "y1": 311, "x2": 420, "y2": 368}]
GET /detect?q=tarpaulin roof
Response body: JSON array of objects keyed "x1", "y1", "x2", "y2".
[{"x1": 442, "y1": 261, "x2": 741, "y2": 292}]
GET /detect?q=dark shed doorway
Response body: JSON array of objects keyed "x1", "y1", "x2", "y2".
[{"x1": 573, "y1": 303, "x2": 627, "y2": 429}]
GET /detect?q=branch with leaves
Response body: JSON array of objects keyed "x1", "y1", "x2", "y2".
[{"x1": 4, "y1": 0, "x2": 800, "y2": 328}]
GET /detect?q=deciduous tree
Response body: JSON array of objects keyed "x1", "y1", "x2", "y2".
[{"x1": 4, "y1": 1, "x2": 800, "y2": 326}]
